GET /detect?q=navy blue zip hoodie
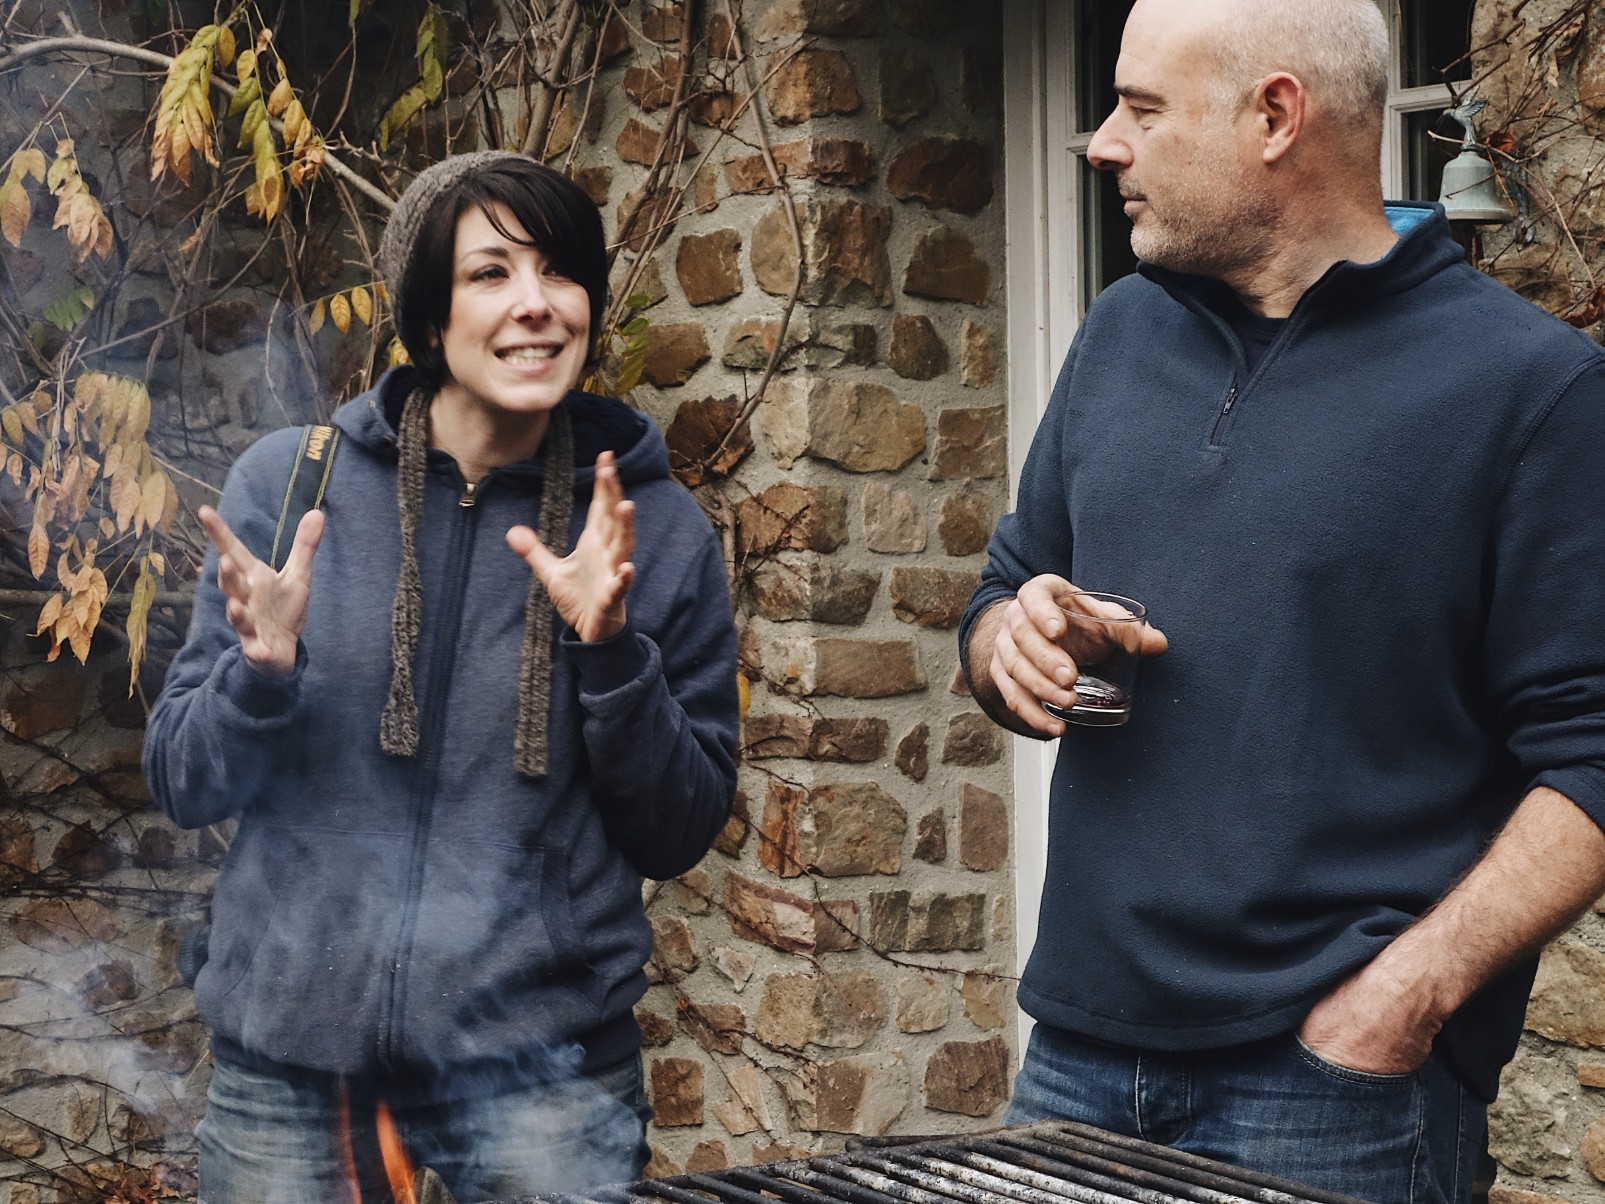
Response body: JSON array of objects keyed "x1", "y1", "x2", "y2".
[
  {"x1": 960, "y1": 206, "x2": 1605, "y2": 1100},
  {"x1": 144, "y1": 368, "x2": 738, "y2": 1094}
]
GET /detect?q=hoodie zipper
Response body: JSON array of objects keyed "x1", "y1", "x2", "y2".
[{"x1": 376, "y1": 471, "x2": 482, "y2": 1070}]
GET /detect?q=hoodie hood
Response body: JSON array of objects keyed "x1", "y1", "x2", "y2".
[{"x1": 333, "y1": 366, "x2": 670, "y2": 491}]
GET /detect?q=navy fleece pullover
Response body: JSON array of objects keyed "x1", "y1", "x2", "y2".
[
  {"x1": 144, "y1": 370, "x2": 738, "y2": 1091},
  {"x1": 960, "y1": 206, "x2": 1605, "y2": 1100}
]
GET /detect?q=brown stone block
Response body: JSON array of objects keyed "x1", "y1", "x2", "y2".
[
  {"x1": 647, "y1": 915, "x2": 699, "y2": 983},
  {"x1": 748, "y1": 561, "x2": 879, "y2": 625},
  {"x1": 689, "y1": 85, "x2": 739, "y2": 129},
  {"x1": 651, "y1": 1057, "x2": 705, "y2": 1126},
  {"x1": 961, "y1": 319, "x2": 999, "y2": 387},
  {"x1": 745, "y1": 712, "x2": 813, "y2": 760},
  {"x1": 642, "y1": 322, "x2": 710, "y2": 387},
  {"x1": 782, "y1": 1052, "x2": 909, "y2": 1135},
  {"x1": 722, "y1": 317, "x2": 787, "y2": 371},
  {"x1": 676, "y1": 230, "x2": 743, "y2": 306},
  {"x1": 644, "y1": 1146, "x2": 682, "y2": 1178},
  {"x1": 810, "y1": 322, "x2": 877, "y2": 367},
  {"x1": 615, "y1": 186, "x2": 678, "y2": 252},
  {"x1": 1586, "y1": 1118, "x2": 1605, "y2": 1182},
  {"x1": 756, "y1": 0, "x2": 880, "y2": 38},
  {"x1": 811, "y1": 717, "x2": 888, "y2": 762},
  {"x1": 932, "y1": 405, "x2": 1007, "y2": 480},
  {"x1": 9, "y1": 897, "x2": 118, "y2": 954},
  {"x1": 943, "y1": 713, "x2": 1003, "y2": 766},
  {"x1": 187, "y1": 299, "x2": 268, "y2": 354},
  {"x1": 813, "y1": 637, "x2": 925, "y2": 698},
  {"x1": 925, "y1": 1036, "x2": 1009, "y2": 1117},
  {"x1": 809, "y1": 380, "x2": 927, "y2": 472},
  {"x1": 756, "y1": 971, "x2": 819, "y2": 1048},
  {"x1": 665, "y1": 394, "x2": 752, "y2": 486},
  {"x1": 643, "y1": 1, "x2": 684, "y2": 42},
  {"x1": 725, "y1": 138, "x2": 874, "y2": 193},
  {"x1": 50, "y1": 824, "x2": 123, "y2": 879},
  {"x1": 736, "y1": 482, "x2": 849, "y2": 554},
  {"x1": 1581, "y1": 1062, "x2": 1605, "y2": 1088},
  {"x1": 625, "y1": 54, "x2": 682, "y2": 110},
  {"x1": 869, "y1": 890, "x2": 986, "y2": 952},
  {"x1": 806, "y1": 782, "x2": 906, "y2": 876},
  {"x1": 0, "y1": 816, "x2": 38, "y2": 886},
  {"x1": 130, "y1": 826, "x2": 176, "y2": 871},
  {"x1": 671, "y1": 868, "x2": 713, "y2": 915},
  {"x1": 864, "y1": 481, "x2": 928, "y2": 554},
  {"x1": 712, "y1": 945, "x2": 758, "y2": 990},
  {"x1": 879, "y1": 47, "x2": 936, "y2": 127},
  {"x1": 1488, "y1": 1189, "x2": 1572, "y2": 1204},
  {"x1": 0, "y1": 1115, "x2": 45, "y2": 1159},
  {"x1": 891, "y1": 566, "x2": 980, "y2": 629},
  {"x1": 752, "y1": 198, "x2": 892, "y2": 306},
  {"x1": 897, "y1": 972, "x2": 951, "y2": 1033},
  {"x1": 714, "y1": 1063, "x2": 773, "y2": 1135},
  {"x1": 814, "y1": 898, "x2": 861, "y2": 951},
  {"x1": 888, "y1": 138, "x2": 995, "y2": 214},
  {"x1": 760, "y1": 780, "x2": 809, "y2": 876},
  {"x1": 616, "y1": 117, "x2": 698, "y2": 167},
  {"x1": 914, "y1": 807, "x2": 947, "y2": 863},
  {"x1": 765, "y1": 48, "x2": 863, "y2": 124},
  {"x1": 686, "y1": 1140, "x2": 730, "y2": 1172},
  {"x1": 724, "y1": 872, "x2": 818, "y2": 951},
  {"x1": 958, "y1": 782, "x2": 1009, "y2": 871},
  {"x1": 1526, "y1": 940, "x2": 1605, "y2": 1046},
  {"x1": 637, "y1": 1005, "x2": 675, "y2": 1046},
  {"x1": 713, "y1": 791, "x2": 750, "y2": 858},
  {"x1": 79, "y1": 961, "x2": 138, "y2": 1008},
  {"x1": 889, "y1": 313, "x2": 949, "y2": 380},
  {"x1": 940, "y1": 488, "x2": 996, "y2": 556},
  {"x1": 1, "y1": 662, "x2": 87, "y2": 739},
  {"x1": 680, "y1": 999, "x2": 746, "y2": 1055},
  {"x1": 897, "y1": 723, "x2": 931, "y2": 782},
  {"x1": 961, "y1": 969, "x2": 1012, "y2": 1030},
  {"x1": 752, "y1": 1138, "x2": 814, "y2": 1162},
  {"x1": 904, "y1": 225, "x2": 991, "y2": 305}
]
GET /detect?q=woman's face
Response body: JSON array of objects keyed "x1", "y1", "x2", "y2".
[{"x1": 436, "y1": 202, "x2": 591, "y2": 426}]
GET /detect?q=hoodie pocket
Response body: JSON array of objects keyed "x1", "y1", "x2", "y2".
[{"x1": 197, "y1": 822, "x2": 408, "y2": 1072}]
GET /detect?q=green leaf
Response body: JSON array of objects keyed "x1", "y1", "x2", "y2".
[
  {"x1": 379, "y1": 85, "x2": 430, "y2": 152},
  {"x1": 622, "y1": 315, "x2": 650, "y2": 336},
  {"x1": 42, "y1": 285, "x2": 95, "y2": 331},
  {"x1": 229, "y1": 74, "x2": 262, "y2": 118},
  {"x1": 624, "y1": 292, "x2": 654, "y2": 309}
]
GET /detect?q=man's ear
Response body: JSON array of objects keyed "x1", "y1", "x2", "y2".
[{"x1": 1256, "y1": 72, "x2": 1306, "y2": 165}]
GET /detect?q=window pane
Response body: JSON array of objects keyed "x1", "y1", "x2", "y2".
[
  {"x1": 1076, "y1": 0, "x2": 1135, "y2": 132},
  {"x1": 1081, "y1": 159, "x2": 1139, "y2": 308},
  {"x1": 1402, "y1": 0, "x2": 1474, "y2": 87},
  {"x1": 1404, "y1": 108, "x2": 1463, "y2": 203}
]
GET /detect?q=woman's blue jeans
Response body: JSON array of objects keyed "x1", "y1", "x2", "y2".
[
  {"x1": 198, "y1": 1053, "x2": 650, "y2": 1204},
  {"x1": 1007, "y1": 1024, "x2": 1486, "y2": 1204}
]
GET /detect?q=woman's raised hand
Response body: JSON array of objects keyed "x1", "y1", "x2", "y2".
[
  {"x1": 199, "y1": 505, "x2": 324, "y2": 679},
  {"x1": 507, "y1": 450, "x2": 636, "y2": 643}
]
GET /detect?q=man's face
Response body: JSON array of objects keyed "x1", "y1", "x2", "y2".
[{"x1": 1086, "y1": 0, "x2": 1275, "y2": 278}]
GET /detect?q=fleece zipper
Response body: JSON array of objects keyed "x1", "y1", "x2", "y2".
[{"x1": 376, "y1": 471, "x2": 482, "y2": 1070}]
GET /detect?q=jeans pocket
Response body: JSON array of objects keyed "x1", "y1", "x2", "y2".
[{"x1": 1293, "y1": 1034, "x2": 1420, "y2": 1087}]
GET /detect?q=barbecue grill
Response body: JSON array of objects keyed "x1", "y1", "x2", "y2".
[{"x1": 524, "y1": 1120, "x2": 1371, "y2": 1204}]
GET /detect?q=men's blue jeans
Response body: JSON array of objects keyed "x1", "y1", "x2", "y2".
[
  {"x1": 198, "y1": 1053, "x2": 651, "y2": 1204},
  {"x1": 1007, "y1": 1024, "x2": 1486, "y2": 1204}
]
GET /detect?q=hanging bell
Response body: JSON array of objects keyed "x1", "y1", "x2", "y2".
[{"x1": 1438, "y1": 144, "x2": 1515, "y2": 223}]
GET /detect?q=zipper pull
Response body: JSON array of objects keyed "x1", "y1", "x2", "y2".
[
  {"x1": 459, "y1": 481, "x2": 478, "y2": 507},
  {"x1": 1221, "y1": 386, "x2": 1237, "y2": 414}
]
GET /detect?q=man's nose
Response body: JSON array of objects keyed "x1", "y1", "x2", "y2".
[{"x1": 1085, "y1": 111, "x2": 1130, "y2": 172}]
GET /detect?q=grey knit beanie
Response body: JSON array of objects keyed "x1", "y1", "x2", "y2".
[{"x1": 378, "y1": 150, "x2": 526, "y2": 331}]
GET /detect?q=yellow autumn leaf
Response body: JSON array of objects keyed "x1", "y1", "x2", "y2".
[
  {"x1": 0, "y1": 176, "x2": 30, "y2": 248},
  {"x1": 1, "y1": 406, "x2": 22, "y2": 445},
  {"x1": 34, "y1": 592, "x2": 63, "y2": 636},
  {"x1": 127, "y1": 559, "x2": 157, "y2": 694},
  {"x1": 152, "y1": 27, "x2": 222, "y2": 185},
  {"x1": 111, "y1": 471, "x2": 141, "y2": 533},
  {"x1": 149, "y1": 552, "x2": 166, "y2": 575},
  {"x1": 388, "y1": 337, "x2": 411, "y2": 366},
  {"x1": 159, "y1": 474, "x2": 180, "y2": 533},
  {"x1": 18, "y1": 147, "x2": 46, "y2": 182},
  {"x1": 28, "y1": 521, "x2": 48, "y2": 578},
  {"x1": 6, "y1": 452, "x2": 22, "y2": 486},
  {"x1": 308, "y1": 297, "x2": 326, "y2": 334},
  {"x1": 267, "y1": 77, "x2": 294, "y2": 118},
  {"x1": 99, "y1": 516, "x2": 115, "y2": 539},
  {"x1": 102, "y1": 441, "x2": 124, "y2": 480},
  {"x1": 236, "y1": 48, "x2": 257, "y2": 83},
  {"x1": 139, "y1": 470, "x2": 167, "y2": 535},
  {"x1": 215, "y1": 24, "x2": 237, "y2": 68},
  {"x1": 349, "y1": 285, "x2": 372, "y2": 326},
  {"x1": 330, "y1": 292, "x2": 351, "y2": 334}
]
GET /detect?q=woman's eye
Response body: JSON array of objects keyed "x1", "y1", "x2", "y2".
[{"x1": 470, "y1": 266, "x2": 506, "y2": 282}]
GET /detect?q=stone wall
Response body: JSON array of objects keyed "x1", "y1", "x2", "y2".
[{"x1": 611, "y1": 0, "x2": 1017, "y2": 1175}]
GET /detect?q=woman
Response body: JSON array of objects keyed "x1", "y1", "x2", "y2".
[{"x1": 144, "y1": 151, "x2": 740, "y2": 1202}]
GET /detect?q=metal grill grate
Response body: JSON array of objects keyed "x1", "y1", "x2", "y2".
[{"x1": 531, "y1": 1121, "x2": 1372, "y2": 1204}]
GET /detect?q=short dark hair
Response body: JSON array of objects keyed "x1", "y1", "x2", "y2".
[{"x1": 396, "y1": 157, "x2": 608, "y2": 384}]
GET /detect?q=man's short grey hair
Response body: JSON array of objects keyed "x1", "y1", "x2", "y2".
[{"x1": 1206, "y1": 0, "x2": 1389, "y2": 128}]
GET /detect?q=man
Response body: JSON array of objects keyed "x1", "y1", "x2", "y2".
[{"x1": 959, "y1": 1, "x2": 1605, "y2": 1201}]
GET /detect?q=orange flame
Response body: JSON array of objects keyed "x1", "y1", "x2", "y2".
[
  {"x1": 334, "y1": 1089, "x2": 362, "y2": 1204},
  {"x1": 376, "y1": 1100, "x2": 418, "y2": 1204}
]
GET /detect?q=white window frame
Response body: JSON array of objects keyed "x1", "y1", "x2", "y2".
[{"x1": 1000, "y1": 0, "x2": 1452, "y2": 1056}]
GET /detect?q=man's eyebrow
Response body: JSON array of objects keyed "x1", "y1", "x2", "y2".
[{"x1": 1115, "y1": 84, "x2": 1166, "y2": 105}]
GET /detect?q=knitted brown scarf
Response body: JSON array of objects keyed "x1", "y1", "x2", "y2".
[{"x1": 379, "y1": 386, "x2": 575, "y2": 777}]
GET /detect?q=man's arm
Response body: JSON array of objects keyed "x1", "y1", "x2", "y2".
[{"x1": 1299, "y1": 785, "x2": 1605, "y2": 1075}]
